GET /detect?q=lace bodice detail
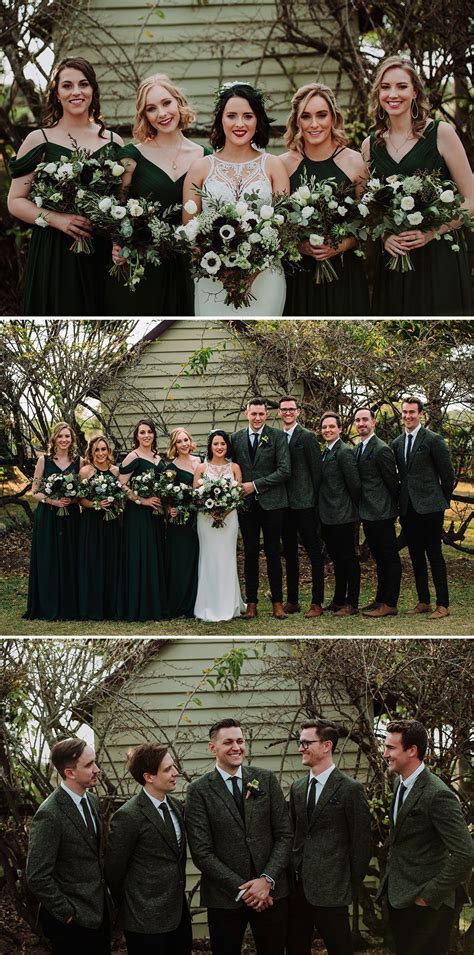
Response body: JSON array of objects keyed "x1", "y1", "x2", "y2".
[
  {"x1": 203, "y1": 460, "x2": 235, "y2": 480},
  {"x1": 202, "y1": 153, "x2": 272, "y2": 205}
]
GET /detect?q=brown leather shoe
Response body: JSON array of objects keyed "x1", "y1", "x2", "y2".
[
  {"x1": 272, "y1": 602, "x2": 287, "y2": 620},
  {"x1": 283, "y1": 602, "x2": 301, "y2": 614},
  {"x1": 406, "y1": 602, "x2": 433, "y2": 615},
  {"x1": 362, "y1": 604, "x2": 398, "y2": 617},
  {"x1": 305, "y1": 604, "x2": 323, "y2": 618},
  {"x1": 324, "y1": 602, "x2": 343, "y2": 612},
  {"x1": 429, "y1": 606, "x2": 450, "y2": 619},
  {"x1": 360, "y1": 601, "x2": 381, "y2": 613},
  {"x1": 242, "y1": 602, "x2": 257, "y2": 619},
  {"x1": 332, "y1": 605, "x2": 359, "y2": 617}
]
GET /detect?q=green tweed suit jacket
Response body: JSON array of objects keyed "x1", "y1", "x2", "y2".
[
  {"x1": 319, "y1": 439, "x2": 361, "y2": 525},
  {"x1": 289, "y1": 767, "x2": 373, "y2": 907},
  {"x1": 377, "y1": 768, "x2": 474, "y2": 910},
  {"x1": 185, "y1": 765, "x2": 292, "y2": 908},
  {"x1": 285, "y1": 424, "x2": 322, "y2": 510},
  {"x1": 392, "y1": 427, "x2": 455, "y2": 516},
  {"x1": 105, "y1": 789, "x2": 188, "y2": 934},
  {"x1": 231, "y1": 425, "x2": 291, "y2": 510},
  {"x1": 357, "y1": 433, "x2": 399, "y2": 521},
  {"x1": 26, "y1": 786, "x2": 108, "y2": 929}
]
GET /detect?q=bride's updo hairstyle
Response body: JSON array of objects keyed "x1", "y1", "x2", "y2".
[
  {"x1": 207, "y1": 429, "x2": 232, "y2": 461},
  {"x1": 210, "y1": 82, "x2": 271, "y2": 150}
]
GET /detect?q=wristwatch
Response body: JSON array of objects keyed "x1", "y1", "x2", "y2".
[{"x1": 261, "y1": 873, "x2": 275, "y2": 890}]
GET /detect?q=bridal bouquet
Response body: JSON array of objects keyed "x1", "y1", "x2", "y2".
[
  {"x1": 193, "y1": 475, "x2": 245, "y2": 528},
  {"x1": 32, "y1": 144, "x2": 125, "y2": 253},
  {"x1": 283, "y1": 177, "x2": 368, "y2": 283},
  {"x1": 41, "y1": 472, "x2": 80, "y2": 517},
  {"x1": 129, "y1": 470, "x2": 163, "y2": 515},
  {"x1": 360, "y1": 170, "x2": 473, "y2": 272},
  {"x1": 156, "y1": 468, "x2": 196, "y2": 525},
  {"x1": 79, "y1": 193, "x2": 178, "y2": 290},
  {"x1": 175, "y1": 192, "x2": 291, "y2": 308},
  {"x1": 78, "y1": 471, "x2": 126, "y2": 521}
]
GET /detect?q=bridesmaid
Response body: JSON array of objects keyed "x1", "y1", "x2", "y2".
[
  {"x1": 78, "y1": 435, "x2": 121, "y2": 621},
  {"x1": 7, "y1": 57, "x2": 123, "y2": 315},
  {"x1": 362, "y1": 55, "x2": 473, "y2": 315},
  {"x1": 105, "y1": 73, "x2": 211, "y2": 315},
  {"x1": 25, "y1": 422, "x2": 83, "y2": 620},
  {"x1": 117, "y1": 418, "x2": 167, "y2": 622},
  {"x1": 280, "y1": 82, "x2": 369, "y2": 316},
  {"x1": 165, "y1": 428, "x2": 201, "y2": 619}
]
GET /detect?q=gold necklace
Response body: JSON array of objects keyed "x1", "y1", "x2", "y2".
[
  {"x1": 170, "y1": 135, "x2": 184, "y2": 170},
  {"x1": 387, "y1": 131, "x2": 416, "y2": 154}
]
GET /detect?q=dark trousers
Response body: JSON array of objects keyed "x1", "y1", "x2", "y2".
[
  {"x1": 40, "y1": 906, "x2": 110, "y2": 955},
  {"x1": 208, "y1": 898, "x2": 288, "y2": 955},
  {"x1": 388, "y1": 902, "x2": 454, "y2": 955},
  {"x1": 287, "y1": 881, "x2": 353, "y2": 955},
  {"x1": 321, "y1": 521, "x2": 360, "y2": 608},
  {"x1": 401, "y1": 502, "x2": 449, "y2": 606},
  {"x1": 282, "y1": 507, "x2": 325, "y2": 605},
  {"x1": 125, "y1": 902, "x2": 192, "y2": 954},
  {"x1": 362, "y1": 517, "x2": 402, "y2": 606},
  {"x1": 238, "y1": 499, "x2": 285, "y2": 603}
]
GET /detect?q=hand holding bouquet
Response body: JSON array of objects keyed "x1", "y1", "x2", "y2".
[
  {"x1": 193, "y1": 475, "x2": 245, "y2": 528},
  {"x1": 41, "y1": 473, "x2": 80, "y2": 516},
  {"x1": 156, "y1": 468, "x2": 196, "y2": 525},
  {"x1": 129, "y1": 470, "x2": 163, "y2": 515},
  {"x1": 78, "y1": 472, "x2": 126, "y2": 521}
]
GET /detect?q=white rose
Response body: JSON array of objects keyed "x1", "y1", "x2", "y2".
[
  {"x1": 111, "y1": 205, "x2": 127, "y2": 220},
  {"x1": 296, "y1": 185, "x2": 311, "y2": 201},
  {"x1": 43, "y1": 162, "x2": 57, "y2": 174},
  {"x1": 56, "y1": 163, "x2": 74, "y2": 178},
  {"x1": 34, "y1": 197, "x2": 43, "y2": 207},
  {"x1": 259, "y1": 204, "x2": 274, "y2": 220},
  {"x1": 184, "y1": 199, "x2": 198, "y2": 214},
  {"x1": 328, "y1": 200, "x2": 338, "y2": 210},
  {"x1": 301, "y1": 206, "x2": 314, "y2": 219},
  {"x1": 234, "y1": 200, "x2": 248, "y2": 216},
  {"x1": 98, "y1": 197, "x2": 113, "y2": 213},
  {"x1": 111, "y1": 163, "x2": 125, "y2": 177},
  {"x1": 309, "y1": 234, "x2": 325, "y2": 247},
  {"x1": 440, "y1": 189, "x2": 455, "y2": 203},
  {"x1": 407, "y1": 211, "x2": 423, "y2": 225},
  {"x1": 337, "y1": 206, "x2": 347, "y2": 216},
  {"x1": 358, "y1": 204, "x2": 369, "y2": 217},
  {"x1": 127, "y1": 200, "x2": 144, "y2": 217},
  {"x1": 400, "y1": 196, "x2": 415, "y2": 211},
  {"x1": 249, "y1": 233, "x2": 262, "y2": 243},
  {"x1": 344, "y1": 196, "x2": 354, "y2": 205}
]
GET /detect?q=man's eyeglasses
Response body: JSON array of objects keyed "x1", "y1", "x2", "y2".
[{"x1": 298, "y1": 738, "x2": 323, "y2": 750}]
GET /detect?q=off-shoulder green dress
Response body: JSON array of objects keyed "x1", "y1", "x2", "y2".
[
  {"x1": 370, "y1": 121, "x2": 471, "y2": 315},
  {"x1": 284, "y1": 151, "x2": 370, "y2": 316},
  {"x1": 117, "y1": 456, "x2": 167, "y2": 622},
  {"x1": 9, "y1": 132, "x2": 119, "y2": 315},
  {"x1": 105, "y1": 143, "x2": 212, "y2": 316},
  {"x1": 165, "y1": 464, "x2": 199, "y2": 618},
  {"x1": 78, "y1": 469, "x2": 121, "y2": 621},
  {"x1": 24, "y1": 455, "x2": 81, "y2": 620}
]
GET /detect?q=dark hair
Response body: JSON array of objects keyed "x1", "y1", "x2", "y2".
[
  {"x1": 207, "y1": 429, "x2": 231, "y2": 461},
  {"x1": 210, "y1": 83, "x2": 271, "y2": 150},
  {"x1": 386, "y1": 720, "x2": 428, "y2": 760},
  {"x1": 132, "y1": 418, "x2": 158, "y2": 454},
  {"x1": 320, "y1": 411, "x2": 342, "y2": 428},
  {"x1": 50, "y1": 738, "x2": 88, "y2": 778},
  {"x1": 247, "y1": 397, "x2": 267, "y2": 409},
  {"x1": 278, "y1": 395, "x2": 299, "y2": 408},
  {"x1": 127, "y1": 743, "x2": 169, "y2": 785},
  {"x1": 402, "y1": 396, "x2": 424, "y2": 413},
  {"x1": 301, "y1": 719, "x2": 340, "y2": 753},
  {"x1": 209, "y1": 717, "x2": 242, "y2": 741},
  {"x1": 354, "y1": 406, "x2": 376, "y2": 420},
  {"x1": 43, "y1": 58, "x2": 106, "y2": 137}
]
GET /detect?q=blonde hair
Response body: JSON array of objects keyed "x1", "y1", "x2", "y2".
[
  {"x1": 166, "y1": 427, "x2": 197, "y2": 460},
  {"x1": 369, "y1": 56, "x2": 430, "y2": 144},
  {"x1": 133, "y1": 73, "x2": 196, "y2": 142},
  {"x1": 285, "y1": 83, "x2": 348, "y2": 153},
  {"x1": 86, "y1": 434, "x2": 114, "y2": 469},
  {"x1": 47, "y1": 422, "x2": 77, "y2": 461}
]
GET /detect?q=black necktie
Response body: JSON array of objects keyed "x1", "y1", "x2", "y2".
[
  {"x1": 307, "y1": 777, "x2": 317, "y2": 820},
  {"x1": 80, "y1": 797, "x2": 97, "y2": 842},
  {"x1": 322, "y1": 449, "x2": 328, "y2": 463},
  {"x1": 405, "y1": 433, "x2": 413, "y2": 464},
  {"x1": 397, "y1": 783, "x2": 407, "y2": 813},
  {"x1": 159, "y1": 801, "x2": 178, "y2": 844},
  {"x1": 249, "y1": 432, "x2": 259, "y2": 463},
  {"x1": 356, "y1": 443, "x2": 363, "y2": 461},
  {"x1": 228, "y1": 776, "x2": 244, "y2": 818}
]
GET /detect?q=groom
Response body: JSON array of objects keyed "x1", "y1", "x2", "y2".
[{"x1": 231, "y1": 397, "x2": 291, "y2": 619}]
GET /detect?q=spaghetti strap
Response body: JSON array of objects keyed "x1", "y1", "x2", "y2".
[
  {"x1": 40, "y1": 129, "x2": 48, "y2": 142},
  {"x1": 331, "y1": 145, "x2": 346, "y2": 160}
]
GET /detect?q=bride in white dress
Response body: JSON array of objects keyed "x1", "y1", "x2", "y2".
[
  {"x1": 182, "y1": 82, "x2": 289, "y2": 316},
  {"x1": 193, "y1": 430, "x2": 246, "y2": 622}
]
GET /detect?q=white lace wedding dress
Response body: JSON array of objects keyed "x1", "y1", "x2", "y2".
[
  {"x1": 194, "y1": 461, "x2": 246, "y2": 622},
  {"x1": 194, "y1": 152, "x2": 286, "y2": 316}
]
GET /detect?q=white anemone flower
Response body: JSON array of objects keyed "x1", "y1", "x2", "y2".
[
  {"x1": 200, "y1": 251, "x2": 221, "y2": 274},
  {"x1": 219, "y1": 224, "x2": 236, "y2": 240},
  {"x1": 111, "y1": 205, "x2": 127, "y2": 220}
]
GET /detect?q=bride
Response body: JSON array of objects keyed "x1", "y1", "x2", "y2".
[
  {"x1": 182, "y1": 82, "x2": 289, "y2": 316},
  {"x1": 193, "y1": 430, "x2": 246, "y2": 622}
]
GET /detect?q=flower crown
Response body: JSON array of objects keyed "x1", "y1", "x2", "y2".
[{"x1": 214, "y1": 80, "x2": 267, "y2": 110}]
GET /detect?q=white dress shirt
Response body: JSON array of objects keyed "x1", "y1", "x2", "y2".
[
  {"x1": 60, "y1": 781, "x2": 97, "y2": 833},
  {"x1": 306, "y1": 762, "x2": 336, "y2": 804},
  {"x1": 143, "y1": 787, "x2": 182, "y2": 844},
  {"x1": 393, "y1": 761, "x2": 425, "y2": 823},
  {"x1": 216, "y1": 763, "x2": 243, "y2": 795},
  {"x1": 284, "y1": 424, "x2": 298, "y2": 443},
  {"x1": 404, "y1": 424, "x2": 421, "y2": 460}
]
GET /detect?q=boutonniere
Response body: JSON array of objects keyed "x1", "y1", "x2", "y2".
[
  {"x1": 259, "y1": 434, "x2": 269, "y2": 447},
  {"x1": 245, "y1": 779, "x2": 264, "y2": 799}
]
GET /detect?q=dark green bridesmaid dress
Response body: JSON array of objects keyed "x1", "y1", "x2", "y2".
[
  {"x1": 165, "y1": 465, "x2": 199, "y2": 619},
  {"x1": 24, "y1": 455, "x2": 80, "y2": 620},
  {"x1": 9, "y1": 132, "x2": 119, "y2": 316},
  {"x1": 117, "y1": 456, "x2": 167, "y2": 622},
  {"x1": 78, "y1": 469, "x2": 121, "y2": 620},
  {"x1": 105, "y1": 143, "x2": 212, "y2": 316},
  {"x1": 284, "y1": 150, "x2": 370, "y2": 316},
  {"x1": 371, "y1": 121, "x2": 471, "y2": 315}
]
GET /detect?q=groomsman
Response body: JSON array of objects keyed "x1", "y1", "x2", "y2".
[
  {"x1": 105, "y1": 744, "x2": 191, "y2": 955},
  {"x1": 277, "y1": 396, "x2": 324, "y2": 618},
  {"x1": 231, "y1": 397, "x2": 291, "y2": 619},
  {"x1": 185, "y1": 718, "x2": 292, "y2": 955},
  {"x1": 26, "y1": 738, "x2": 110, "y2": 955},
  {"x1": 379, "y1": 719, "x2": 474, "y2": 955},
  {"x1": 354, "y1": 406, "x2": 401, "y2": 617},
  {"x1": 392, "y1": 397, "x2": 455, "y2": 618},
  {"x1": 319, "y1": 411, "x2": 361, "y2": 616},
  {"x1": 288, "y1": 719, "x2": 373, "y2": 955}
]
